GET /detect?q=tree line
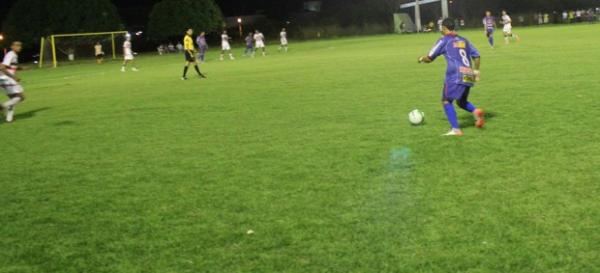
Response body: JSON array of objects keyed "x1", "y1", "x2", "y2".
[{"x1": 1, "y1": 0, "x2": 223, "y2": 47}]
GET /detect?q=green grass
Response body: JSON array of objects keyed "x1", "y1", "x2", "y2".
[{"x1": 1, "y1": 24, "x2": 599, "y2": 273}]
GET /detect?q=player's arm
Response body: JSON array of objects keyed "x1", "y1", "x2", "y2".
[
  {"x1": 418, "y1": 56, "x2": 433, "y2": 63},
  {"x1": 419, "y1": 39, "x2": 444, "y2": 64},
  {"x1": 472, "y1": 57, "x2": 481, "y2": 81}
]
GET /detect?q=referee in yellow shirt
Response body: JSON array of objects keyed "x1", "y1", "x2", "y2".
[{"x1": 182, "y1": 28, "x2": 206, "y2": 80}]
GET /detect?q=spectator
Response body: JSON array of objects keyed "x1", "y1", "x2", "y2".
[
  {"x1": 568, "y1": 10, "x2": 575, "y2": 23},
  {"x1": 157, "y1": 45, "x2": 165, "y2": 55},
  {"x1": 176, "y1": 42, "x2": 183, "y2": 52},
  {"x1": 168, "y1": 43, "x2": 175, "y2": 53},
  {"x1": 562, "y1": 11, "x2": 568, "y2": 23},
  {"x1": 576, "y1": 10, "x2": 582, "y2": 22},
  {"x1": 543, "y1": 13, "x2": 550, "y2": 24},
  {"x1": 518, "y1": 15, "x2": 525, "y2": 25},
  {"x1": 538, "y1": 12, "x2": 544, "y2": 25}
]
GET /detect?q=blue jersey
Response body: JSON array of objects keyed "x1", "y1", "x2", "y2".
[
  {"x1": 245, "y1": 36, "x2": 253, "y2": 47},
  {"x1": 483, "y1": 16, "x2": 495, "y2": 30},
  {"x1": 428, "y1": 34, "x2": 480, "y2": 87}
]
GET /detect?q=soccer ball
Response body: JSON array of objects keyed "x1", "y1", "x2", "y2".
[{"x1": 408, "y1": 109, "x2": 425, "y2": 125}]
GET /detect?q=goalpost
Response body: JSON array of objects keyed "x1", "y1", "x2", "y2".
[{"x1": 39, "y1": 31, "x2": 129, "y2": 68}]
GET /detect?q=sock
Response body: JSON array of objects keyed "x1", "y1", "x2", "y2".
[
  {"x1": 443, "y1": 103, "x2": 460, "y2": 129},
  {"x1": 489, "y1": 36, "x2": 494, "y2": 46},
  {"x1": 183, "y1": 66, "x2": 188, "y2": 77},
  {"x1": 459, "y1": 102, "x2": 477, "y2": 113},
  {"x1": 2, "y1": 97, "x2": 21, "y2": 108},
  {"x1": 194, "y1": 65, "x2": 202, "y2": 76}
]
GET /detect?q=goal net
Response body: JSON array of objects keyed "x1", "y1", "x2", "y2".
[{"x1": 39, "y1": 31, "x2": 128, "y2": 68}]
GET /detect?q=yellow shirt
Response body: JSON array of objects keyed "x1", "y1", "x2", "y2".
[{"x1": 184, "y1": 35, "x2": 194, "y2": 52}]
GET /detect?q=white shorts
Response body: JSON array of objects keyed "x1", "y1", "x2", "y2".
[
  {"x1": 280, "y1": 38, "x2": 288, "y2": 46},
  {"x1": 222, "y1": 42, "x2": 231, "y2": 51},
  {"x1": 124, "y1": 53, "x2": 134, "y2": 61},
  {"x1": 255, "y1": 41, "x2": 265, "y2": 48},
  {"x1": 503, "y1": 24, "x2": 512, "y2": 33},
  {"x1": 0, "y1": 75, "x2": 24, "y2": 95}
]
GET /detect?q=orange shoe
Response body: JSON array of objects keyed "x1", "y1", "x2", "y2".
[{"x1": 474, "y1": 108, "x2": 485, "y2": 128}]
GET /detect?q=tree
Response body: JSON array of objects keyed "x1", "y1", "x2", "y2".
[
  {"x1": 2, "y1": 0, "x2": 122, "y2": 46},
  {"x1": 148, "y1": 0, "x2": 223, "y2": 40}
]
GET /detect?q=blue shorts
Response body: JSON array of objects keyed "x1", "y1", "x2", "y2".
[
  {"x1": 486, "y1": 28, "x2": 494, "y2": 37},
  {"x1": 442, "y1": 83, "x2": 471, "y2": 101}
]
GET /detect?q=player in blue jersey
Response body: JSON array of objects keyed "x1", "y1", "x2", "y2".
[
  {"x1": 483, "y1": 11, "x2": 496, "y2": 48},
  {"x1": 418, "y1": 19, "x2": 485, "y2": 136}
]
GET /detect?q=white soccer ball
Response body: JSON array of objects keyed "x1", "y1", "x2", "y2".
[{"x1": 408, "y1": 109, "x2": 425, "y2": 125}]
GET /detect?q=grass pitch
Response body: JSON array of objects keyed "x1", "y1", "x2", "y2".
[{"x1": 1, "y1": 24, "x2": 599, "y2": 273}]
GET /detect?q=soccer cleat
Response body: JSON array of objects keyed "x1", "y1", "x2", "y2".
[
  {"x1": 443, "y1": 128, "x2": 464, "y2": 137},
  {"x1": 474, "y1": 108, "x2": 485, "y2": 128},
  {"x1": 131, "y1": 68, "x2": 139, "y2": 72},
  {"x1": 181, "y1": 77, "x2": 188, "y2": 81},
  {"x1": 121, "y1": 67, "x2": 126, "y2": 72},
  {"x1": 198, "y1": 73, "x2": 207, "y2": 79}
]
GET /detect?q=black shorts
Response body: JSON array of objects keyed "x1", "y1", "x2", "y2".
[
  {"x1": 184, "y1": 51, "x2": 195, "y2": 62},
  {"x1": 95, "y1": 53, "x2": 104, "y2": 59}
]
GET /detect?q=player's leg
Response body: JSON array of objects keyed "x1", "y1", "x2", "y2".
[
  {"x1": 504, "y1": 32, "x2": 510, "y2": 44},
  {"x1": 228, "y1": 49, "x2": 235, "y2": 60},
  {"x1": 441, "y1": 84, "x2": 463, "y2": 136},
  {"x1": 191, "y1": 60, "x2": 206, "y2": 78},
  {"x1": 512, "y1": 31, "x2": 520, "y2": 42},
  {"x1": 121, "y1": 60, "x2": 128, "y2": 72},
  {"x1": 182, "y1": 61, "x2": 191, "y2": 80},
  {"x1": 457, "y1": 88, "x2": 485, "y2": 128},
  {"x1": 487, "y1": 30, "x2": 495, "y2": 47},
  {"x1": 130, "y1": 59, "x2": 138, "y2": 71},
  {"x1": 443, "y1": 100, "x2": 463, "y2": 136},
  {"x1": 1, "y1": 81, "x2": 25, "y2": 123},
  {"x1": 200, "y1": 47, "x2": 206, "y2": 63},
  {"x1": 220, "y1": 49, "x2": 225, "y2": 61}
]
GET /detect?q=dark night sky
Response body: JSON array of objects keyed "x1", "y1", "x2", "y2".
[{"x1": 0, "y1": 0, "x2": 291, "y2": 30}]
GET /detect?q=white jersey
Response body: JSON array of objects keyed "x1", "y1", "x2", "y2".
[
  {"x1": 280, "y1": 31, "x2": 288, "y2": 45},
  {"x1": 502, "y1": 15, "x2": 512, "y2": 25},
  {"x1": 221, "y1": 34, "x2": 231, "y2": 50},
  {"x1": 94, "y1": 45, "x2": 103, "y2": 55},
  {"x1": 502, "y1": 15, "x2": 513, "y2": 32},
  {"x1": 123, "y1": 41, "x2": 134, "y2": 60},
  {"x1": 0, "y1": 51, "x2": 23, "y2": 95},
  {"x1": 2, "y1": 51, "x2": 18, "y2": 75},
  {"x1": 254, "y1": 33, "x2": 265, "y2": 48}
]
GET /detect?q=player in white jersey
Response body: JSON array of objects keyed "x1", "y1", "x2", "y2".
[
  {"x1": 253, "y1": 30, "x2": 266, "y2": 56},
  {"x1": 279, "y1": 28, "x2": 288, "y2": 52},
  {"x1": 121, "y1": 34, "x2": 139, "y2": 72},
  {"x1": 0, "y1": 41, "x2": 26, "y2": 123},
  {"x1": 501, "y1": 10, "x2": 520, "y2": 44},
  {"x1": 220, "y1": 31, "x2": 235, "y2": 61},
  {"x1": 94, "y1": 42, "x2": 104, "y2": 64}
]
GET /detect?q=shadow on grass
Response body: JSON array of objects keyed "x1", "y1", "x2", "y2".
[
  {"x1": 53, "y1": 120, "x2": 77, "y2": 127},
  {"x1": 13, "y1": 107, "x2": 52, "y2": 121}
]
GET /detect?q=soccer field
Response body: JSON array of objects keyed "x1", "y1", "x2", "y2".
[{"x1": 1, "y1": 24, "x2": 599, "y2": 272}]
